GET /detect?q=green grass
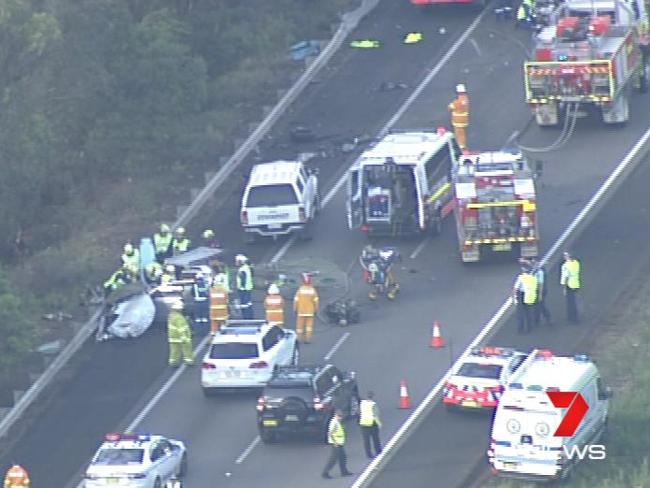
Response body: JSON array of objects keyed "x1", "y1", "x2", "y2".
[{"x1": 487, "y1": 275, "x2": 650, "y2": 487}]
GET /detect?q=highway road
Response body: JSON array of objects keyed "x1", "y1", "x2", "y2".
[{"x1": 1, "y1": 1, "x2": 649, "y2": 488}]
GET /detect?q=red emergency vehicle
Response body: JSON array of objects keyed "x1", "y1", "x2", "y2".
[{"x1": 452, "y1": 151, "x2": 539, "y2": 263}]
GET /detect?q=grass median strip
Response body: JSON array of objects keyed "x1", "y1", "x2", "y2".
[{"x1": 487, "y1": 267, "x2": 650, "y2": 487}]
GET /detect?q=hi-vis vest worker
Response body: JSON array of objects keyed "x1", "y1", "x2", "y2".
[
  {"x1": 359, "y1": 399, "x2": 381, "y2": 427},
  {"x1": 264, "y1": 284, "x2": 285, "y2": 327},
  {"x1": 448, "y1": 84, "x2": 470, "y2": 150},
  {"x1": 560, "y1": 251, "x2": 582, "y2": 324},
  {"x1": 209, "y1": 276, "x2": 229, "y2": 334},
  {"x1": 236, "y1": 254, "x2": 254, "y2": 320},
  {"x1": 4, "y1": 464, "x2": 30, "y2": 488},
  {"x1": 293, "y1": 273, "x2": 319, "y2": 343},
  {"x1": 520, "y1": 271, "x2": 538, "y2": 305},
  {"x1": 153, "y1": 223, "x2": 173, "y2": 262},
  {"x1": 121, "y1": 243, "x2": 140, "y2": 271},
  {"x1": 172, "y1": 227, "x2": 190, "y2": 255}
]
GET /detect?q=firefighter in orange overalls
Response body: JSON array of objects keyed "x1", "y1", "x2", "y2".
[
  {"x1": 448, "y1": 84, "x2": 470, "y2": 150},
  {"x1": 293, "y1": 273, "x2": 319, "y2": 344},
  {"x1": 264, "y1": 284, "x2": 285, "y2": 328},
  {"x1": 209, "y1": 266, "x2": 229, "y2": 334},
  {"x1": 4, "y1": 465, "x2": 30, "y2": 488}
]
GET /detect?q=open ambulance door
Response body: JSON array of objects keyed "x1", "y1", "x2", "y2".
[{"x1": 346, "y1": 167, "x2": 363, "y2": 230}]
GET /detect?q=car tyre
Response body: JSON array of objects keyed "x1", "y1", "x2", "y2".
[
  {"x1": 300, "y1": 221, "x2": 313, "y2": 241},
  {"x1": 178, "y1": 452, "x2": 188, "y2": 477},
  {"x1": 260, "y1": 428, "x2": 278, "y2": 444}
]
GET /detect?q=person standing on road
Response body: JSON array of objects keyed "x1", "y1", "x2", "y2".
[
  {"x1": 4, "y1": 464, "x2": 30, "y2": 487},
  {"x1": 167, "y1": 301, "x2": 194, "y2": 367},
  {"x1": 294, "y1": 273, "x2": 319, "y2": 343},
  {"x1": 529, "y1": 258, "x2": 552, "y2": 326},
  {"x1": 448, "y1": 84, "x2": 470, "y2": 150},
  {"x1": 153, "y1": 223, "x2": 173, "y2": 263},
  {"x1": 512, "y1": 265, "x2": 537, "y2": 333},
  {"x1": 192, "y1": 272, "x2": 210, "y2": 329},
  {"x1": 560, "y1": 251, "x2": 581, "y2": 324},
  {"x1": 172, "y1": 227, "x2": 191, "y2": 256},
  {"x1": 209, "y1": 266, "x2": 229, "y2": 335},
  {"x1": 236, "y1": 254, "x2": 255, "y2": 319},
  {"x1": 359, "y1": 391, "x2": 383, "y2": 459},
  {"x1": 322, "y1": 410, "x2": 354, "y2": 479},
  {"x1": 202, "y1": 228, "x2": 221, "y2": 249},
  {"x1": 264, "y1": 284, "x2": 285, "y2": 328},
  {"x1": 121, "y1": 243, "x2": 140, "y2": 271}
]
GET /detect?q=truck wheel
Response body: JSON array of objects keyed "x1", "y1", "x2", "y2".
[{"x1": 260, "y1": 429, "x2": 278, "y2": 444}]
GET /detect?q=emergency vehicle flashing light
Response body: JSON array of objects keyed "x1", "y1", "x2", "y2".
[{"x1": 104, "y1": 433, "x2": 151, "y2": 442}]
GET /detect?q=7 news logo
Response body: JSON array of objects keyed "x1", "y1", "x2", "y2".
[{"x1": 547, "y1": 391, "x2": 606, "y2": 460}]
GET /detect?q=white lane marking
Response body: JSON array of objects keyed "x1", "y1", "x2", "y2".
[
  {"x1": 503, "y1": 130, "x2": 519, "y2": 148},
  {"x1": 126, "y1": 334, "x2": 212, "y2": 431},
  {"x1": 469, "y1": 38, "x2": 482, "y2": 56},
  {"x1": 409, "y1": 239, "x2": 428, "y2": 259},
  {"x1": 324, "y1": 332, "x2": 351, "y2": 361},
  {"x1": 351, "y1": 128, "x2": 650, "y2": 487},
  {"x1": 271, "y1": 9, "x2": 488, "y2": 264},
  {"x1": 235, "y1": 436, "x2": 261, "y2": 464}
]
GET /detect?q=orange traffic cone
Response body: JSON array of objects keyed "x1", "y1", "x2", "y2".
[
  {"x1": 430, "y1": 320, "x2": 445, "y2": 348},
  {"x1": 399, "y1": 379, "x2": 412, "y2": 409}
]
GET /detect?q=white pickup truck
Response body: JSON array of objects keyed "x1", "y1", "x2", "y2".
[{"x1": 240, "y1": 160, "x2": 319, "y2": 242}]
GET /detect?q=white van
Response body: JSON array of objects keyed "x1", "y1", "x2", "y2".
[{"x1": 488, "y1": 349, "x2": 610, "y2": 481}]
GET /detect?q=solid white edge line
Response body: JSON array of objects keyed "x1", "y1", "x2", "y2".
[
  {"x1": 324, "y1": 332, "x2": 351, "y2": 361},
  {"x1": 351, "y1": 127, "x2": 650, "y2": 487},
  {"x1": 235, "y1": 436, "x2": 261, "y2": 464}
]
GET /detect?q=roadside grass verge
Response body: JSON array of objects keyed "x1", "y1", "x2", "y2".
[{"x1": 487, "y1": 271, "x2": 650, "y2": 487}]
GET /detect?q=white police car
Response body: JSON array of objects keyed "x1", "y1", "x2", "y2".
[
  {"x1": 201, "y1": 320, "x2": 298, "y2": 394},
  {"x1": 443, "y1": 347, "x2": 528, "y2": 410},
  {"x1": 84, "y1": 433, "x2": 187, "y2": 488}
]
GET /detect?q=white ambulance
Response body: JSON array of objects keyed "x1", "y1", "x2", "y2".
[{"x1": 488, "y1": 349, "x2": 610, "y2": 481}]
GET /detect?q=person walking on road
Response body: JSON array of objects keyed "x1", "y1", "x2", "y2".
[
  {"x1": 529, "y1": 258, "x2": 552, "y2": 326},
  {"x1": 560, "y1": 251, "x2": 581, "y2": 324},
  {"x1": 209, "y1": 266, "x2": 229, "y2": 335},
  {"x1": 4, "y1": 464, "x2": 30, "y2": 487},
  {"x1": 294, "y1": 273, "x2": 319, "y2": 343},
  {"x1": 167, "y1": 301, "x2": 194, "y2": 367},
  {"x1": 192, "y1": 272, "x2": 210, "y2": 330},
  {"x1": 236, "y1": 254, "x2": 255, "y2": 319},
  {"x1": 359, "y1": 391, "x2": 383, "y2": 459},
  {"x1": 322, "y1": 410, "x2": 353, "y2": 479},
  {"x1": 448, "y1": 84, "x2": 470, "y2": 150},
  {"x1": 264, "y1": 284, "x2": 285, "y2": 328},
  {"x1": 512, "y1": 264, "x2": 537, "y2": 333}
]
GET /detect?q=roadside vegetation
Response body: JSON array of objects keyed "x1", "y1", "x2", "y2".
[
  {"x1": 487, "y1": 270, "x2": 650, "y2": 487},
  {"x1": 0, "y1": 0, "x2": 354, "y2": 393}
]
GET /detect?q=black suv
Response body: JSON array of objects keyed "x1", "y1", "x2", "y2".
[{"x1": 256, "y1": 364, "x2": 360, "y2": 443}]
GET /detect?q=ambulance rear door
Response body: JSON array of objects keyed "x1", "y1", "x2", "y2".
[{"x1": 347, "y1": 166, "x2": 363, "y2": 229}]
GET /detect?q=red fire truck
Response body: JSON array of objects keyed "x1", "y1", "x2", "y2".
[
  {"x1": 452, "y1": 151, "x2": 539, "y2": 263},
  {"x1": 524, "y1": 0, "x2": 649, "y2": 126}
]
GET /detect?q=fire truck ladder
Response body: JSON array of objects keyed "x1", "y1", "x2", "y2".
[{"x1": 517, "y1": 102, "x2": 579, "y2": 153}]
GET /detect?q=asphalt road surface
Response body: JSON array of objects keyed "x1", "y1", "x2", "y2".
[{"x1": 2, "y1": 2, "x2": 650, "y2": 488}]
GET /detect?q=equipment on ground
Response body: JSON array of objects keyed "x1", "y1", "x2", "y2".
[
  {"x1": 525, "y1": 0, "x2": 650, "y2": 126},
  {"x1": 324, "y1": 299, "x2": 361, "y2": 326},
  {"x1": 452, "y1": 151, "x2": 539, "y2": 262},
  {"x1": 96, "y1": 282, "x2": 156, "y2": 341},
  {"x1": 359, "y1": 246, "x2": 402, "y2": 300},
  {"x1": 346, "y1": 129, "x2": 461, "y2": 237}
]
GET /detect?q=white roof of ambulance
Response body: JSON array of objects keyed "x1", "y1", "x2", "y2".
[
  {"x1": 359, "y1": 131, "x2": 452, "y2": 166},
  {"x1": 508, "y1": 356, "x2": 598, "y2": 393}
]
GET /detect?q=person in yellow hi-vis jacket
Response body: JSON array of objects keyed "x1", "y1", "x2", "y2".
[
  {"x1": 448, "y1": 84, "x2": 470, "y2": 150},
  {"x1": 322, "y1": 410, "x2": 353, "y2": 479},
  {"x1": 4, "y1": 465, "x2": 30, "y2": 488},
  {"x1": 293, "y1": 273, "x2": 319, "y2": 343},
  {"x1": 167, "y1": 301, "x2": 194, "y2": 367},
  {"x1": 359, "y1": 391, "x2": 382, "y2": 459}
]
